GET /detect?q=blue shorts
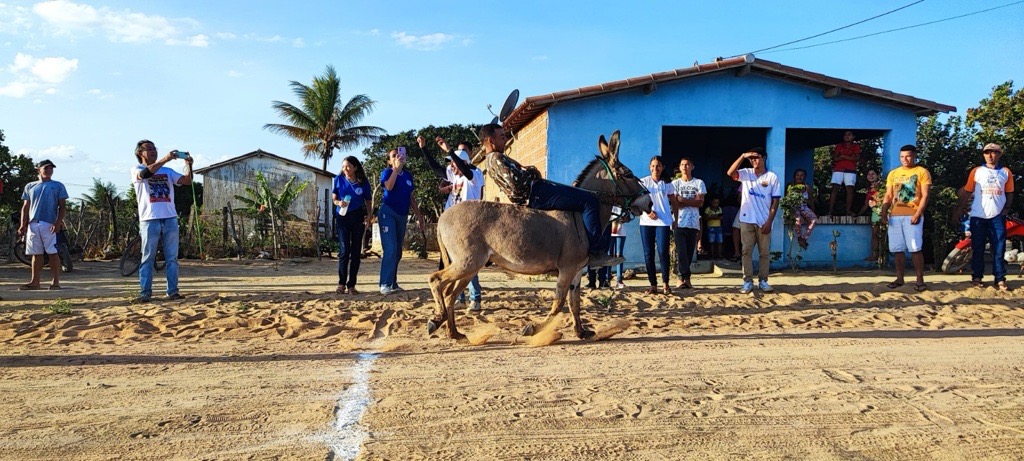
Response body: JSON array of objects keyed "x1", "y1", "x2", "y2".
[{"x1": 706, "y1": 226, "x2": 723, "y2": 243}]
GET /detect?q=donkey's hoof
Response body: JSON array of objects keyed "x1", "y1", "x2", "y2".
[
  {"x1": 521, "y1": 324, "x2": 536, "y2": 336},
  {"x1": 451, "y1": 332, "x2": 467, "y2": 342},
  {"x1": 578, "y1": 329, "x2": 596, "y2": 340},
  {"x1": 427, "y1": 319, "x2": 440, "y2": 335}
]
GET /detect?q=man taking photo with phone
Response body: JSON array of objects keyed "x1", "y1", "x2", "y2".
[{"x1": 131, "y1": 139, "x2": 193, "y2": 302}]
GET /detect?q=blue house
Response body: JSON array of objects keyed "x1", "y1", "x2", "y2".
[{"x1": 496, "y1": 54, "x2": 954, "y2": 269}]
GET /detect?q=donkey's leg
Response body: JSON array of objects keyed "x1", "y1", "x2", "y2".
[
  {"x1": 427, "y1": 270, "x2": 450, "y2": 335},
  {"x1": 567, "y1": 268, "x2": 595, "y2": 339},
  {"x1": 444, "y1": 277, "x2": 473, "y2": 341},
  {"x1": 524, "y1": 269, "x2": 575, "y2": 336}
]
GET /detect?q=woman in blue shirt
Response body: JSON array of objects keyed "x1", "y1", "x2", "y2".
[
  {"x1": 378, "y1": 148, "x2": 425, "y2": 295},
  {"x1": 332, "y1": 156, "x2": 372, "y2": 294}
]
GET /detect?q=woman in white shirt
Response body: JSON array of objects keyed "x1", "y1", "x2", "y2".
[
  {"x1": 639, "y1": 156, "x2": 675, "y2": 295},
  {"x1": 671, "y1": 158, "x2": 706, "y2": 290}
]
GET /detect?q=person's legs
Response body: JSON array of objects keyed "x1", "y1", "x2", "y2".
[
  {"x1": 377, "y1": 207, "x2": 398, "y2": 290},
  {"x1": 828, "y1": 181, "x2": 840, "y2": 215},
  {"x1": 347, "y1": 217, "x2": 366, "y2": 289},
  {"x1": 887, "y1": 216, "x2": 908, "y2": 285},
  {"x1": 844, "y1": 185, "x2": 855, "y2": 216},
  {"x1": 24, "y1": 222, "x2": 46, "y2": 287},
  {"x1": 675, "y1": 227, "x2": 698, "y2": 285},
  {"x1": 656, "y1": 226, "x2": 671, "y2": 287},
  {"x1": 731, "y1": 222, "x2": 742, "y2": 261},
  {"x1": 740, "y1": 222, "x2": 757, "y2": 283},
  {"x1": 161, "y1": 217, "x2": 180, "y2": 297},
  {"x1": 992, "y1": 215, "x2": 1007, "y2": 283},
  {"x1": 613, "y1": 236, "x2": 626, "y2": 286},
  {"x1": 970, "y1": 217, "x2": 989, "y2": 282},
  {"x1": 906, "y1": 217, "x2": 925, "y2": 288},
  {"x1": 528, "y1": 180, "x2": 607, "y2": 256},
  {"x1": 640, "y1": 225, "x2": 658, "y2": 287},
  {"x1": 467, "y1": 275, "x2": 482, "y2": 302},
  {"x1": 894, "y1": 252, "x2": 907, "y2": 282},
  {"x1": 47, "y1": 253, "x2": 60, "y2": 287},
  {"x1": 757, "y1": 226, "x2": 771, "y2": 282},
  {"x1": 337, "y1": 215, "x2": 348, "y2": 286},
  {"x1": 138, "y1": 220, "x2": 160, "y2": 299}
]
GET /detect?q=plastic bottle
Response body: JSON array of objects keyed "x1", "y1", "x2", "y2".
[{"x1": 339, "y1": 195, "x2": 351, "y2": 216}]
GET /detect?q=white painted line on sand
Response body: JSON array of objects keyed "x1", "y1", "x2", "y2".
[{"x1": 326, "y1": 352, "x2": 378, "y2": 460}]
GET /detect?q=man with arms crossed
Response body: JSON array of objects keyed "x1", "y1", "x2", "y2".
[{"x1": 18, "y1": 159, "x2": 68, "y2": 290}]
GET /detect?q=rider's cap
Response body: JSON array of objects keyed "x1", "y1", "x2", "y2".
[
  {"x1": 982, "y1": 143, "x2": 1003, "y2": 153},
  {"x1": 35, "y1": 159, "x2": 56, "y2": 168},
  {"x1": 454, "y1": 149, "x2": 471, "y2": 164}
]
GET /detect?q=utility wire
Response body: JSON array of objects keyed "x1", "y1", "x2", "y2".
[
  {"x1": 745, "y1": 0, "x2": 925, "y2": 55},
  {"x1": 764, "y1": 1, "x2": 1024, "y2": 54}
]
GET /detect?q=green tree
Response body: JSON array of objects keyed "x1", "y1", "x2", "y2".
[
  {"x1": 264, "y1": 65, "x2": 385, "y2": 171},
  {"x1": 0, "y1": 129, "x2": 38, "y2": 217},
  {"x1": 233, "y1": 171, "x2": 309, "y2": 258},
  {"x1": 81, "y1": 178, "x2": 122, "y2": 246},
  {"x1": 362, "y1": 124, "x2": 481, "y2": 221}
]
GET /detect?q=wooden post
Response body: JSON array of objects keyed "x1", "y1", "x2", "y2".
[{"x1": 222, "y1": 206, "x2": 229, "y2": 246}]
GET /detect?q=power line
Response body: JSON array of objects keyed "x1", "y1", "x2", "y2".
[
  {"x1": 764, "y1": 1, "x2": 1024, "y2": 54},
  {"x1": 745, "y1": 1, "x2": 925, "y2": 55}
]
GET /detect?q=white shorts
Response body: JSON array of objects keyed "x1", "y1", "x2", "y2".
[
  {"x1": 831, "y1": 171, "x2": 857, "y2": 186},
  {"x1": 887, "y1": 215, "x2": 923, "y2": 253},
  {"x1": 26, "y1": 221, "x2": 58, "y2": 255}
]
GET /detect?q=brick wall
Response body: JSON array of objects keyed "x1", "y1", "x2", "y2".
[{"x1": 483, "y1": 111, "x2": 549, "y2": 202}]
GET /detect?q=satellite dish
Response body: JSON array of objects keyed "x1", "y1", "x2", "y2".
[
  {"x1": 490, "y1": 116, "x2": 499, "y2": 125},
  {"x1": 499, "y1": 89, "x2": 519, "y2": 123}
]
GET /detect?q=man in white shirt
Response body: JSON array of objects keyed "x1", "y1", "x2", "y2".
[
  {"x1": 131, "y1": 139, "x2": 193, "y2": 302},
  {"x1": 952, "y1": 143, "x2": 1015, "y2": 291},
  {"x1": 727, "y1": 147, "x2": 781, "y2": 294}
]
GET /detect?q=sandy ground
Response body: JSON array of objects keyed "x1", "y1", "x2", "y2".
[{"x1": 1, "y1": 254, "x2": 1023, "y2": 460}]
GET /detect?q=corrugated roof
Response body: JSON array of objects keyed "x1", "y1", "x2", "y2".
[
  {"x1": 193, "y1": 149, "x2": 336, "y2": 177},
  {"x1": 503, "y1": 54, "x2": 955, "y2": 133}
]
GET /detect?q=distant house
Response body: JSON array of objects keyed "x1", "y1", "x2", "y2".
[
  {"x1": 194, "y1": 150, "x2": 335, "y2": 229},
  {"x1": 499, "y1": 54, "x2": 955, "y2": 268}
]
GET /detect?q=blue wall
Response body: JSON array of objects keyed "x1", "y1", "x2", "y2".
[{"x1": 539, "y1": 72, "x2": 919, "y2": 270}]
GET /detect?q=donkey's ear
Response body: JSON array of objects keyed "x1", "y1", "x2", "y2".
[
  {"x1": 608, "y1": 130, "x2": 621, "y2": 163},
  {"x1": 598, "y1": 135, "x2": 609, "y2": 158}
]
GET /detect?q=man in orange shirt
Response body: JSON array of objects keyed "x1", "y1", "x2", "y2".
[
  {"x1": 951, "y1": 143, "x2": 1015, "y2": 290},
  {"x1": 880, "y1": 145, "x2": 931, "y2": 291},
  {"x1": 828, "y1": 131, "x2": 861, "y2": 216}
]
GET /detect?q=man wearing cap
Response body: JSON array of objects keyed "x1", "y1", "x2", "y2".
[
  {"x1": 952, "y1": 143, "x2": 1015, "y2": 291},
  {"x1": 18, "y1": 159, "x2": 69, "y2": 290},
  {"x1": 416, "y1": 135, "x2": 487, "y2": 312},
  {"x1": 132, "y1": 140, "x2": 193, "y2": 302},
  {"x1": 880, "y1": 144, "x2": 931, "y2": 292},
  {"x1": 727, "y1": 147, "x2": 782, "y2": 294}
]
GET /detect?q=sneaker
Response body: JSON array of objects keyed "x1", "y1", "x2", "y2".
[
  {"x1": 380, "y1": 285, "x2": 393, "y2": 295},
  {"x1": 589, "y1": 253, "x2": 625, "y2": 268},
  {"x1": 131, "y1": 295, "x2": 151, "y2": 304},
  {"x1": 166, "y1": 293, "x2": 184, "y2": 300},
  {"x1": 739, "y1": 281, "x2": 754, "y2": 294},
  {"x1": 390, "y1": 285, "x2": 403, "y2": 293},
  {"x1": 616, "y1": 282, "x2": 626, "y2": 290},
  {"x1": 599, "y1": 281, "x2": 611, "y2": 289},
  {"x1": 758, "y1": 280, "x2": 774, "y2": 292},
  {"x1": 586, "y1": 281, "x2": 597, "y2": 289},
  {"x1": 468, "y1": 300, "x2": 481, "y2": 312}
]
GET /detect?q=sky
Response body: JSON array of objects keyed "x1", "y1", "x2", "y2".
[{"x1": 1, "y1": 0, "x2": 1022, "y2": 200}]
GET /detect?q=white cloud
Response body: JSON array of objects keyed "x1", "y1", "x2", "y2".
[
  {"x1": 87, "y1": 88, "x2": 100, "y2": 94},
  {"x1": 0, "y1": 80, "x2": 37, "y2": 97},
  {"x1": 0, "y1": 3, "x2": 33, "y2": 35},
  {"x1": 32, "y1": 0, "x2": 208, "y2": 45},
  {"x1": 17, "y1": 144, "x2": 85, "y2": 163},
  {"x1": 10, "y1": 52, "x2": 78, "y2": 83},
  {"x1": 391, "y1": 31, "x2": 453, "y2": 51},
  {"x1": 44, "y1": 87, "x2": 56, "y2": 94},
  {"x1": 214, "y1": 32, "x2": 236, "y2": 40},
  {"x1": 227, "y1": 70, "x2": 242, "y2": 78},
  {"x1": 292, "y1": 37, "x2": 304, "y2": 48}
]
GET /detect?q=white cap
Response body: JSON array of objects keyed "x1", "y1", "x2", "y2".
[{"x1": 454, "y1": 149, "x2": 471, "y2": 163}]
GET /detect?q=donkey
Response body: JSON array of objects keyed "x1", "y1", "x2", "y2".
[{"x1": 427, "y1": 130, "x2": 652, "y2": 341}]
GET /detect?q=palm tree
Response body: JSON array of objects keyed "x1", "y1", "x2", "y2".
[
  {"x1": 264, "y1": 65, "x2": 385, "y2": 171},
  {"x1": 234, "y1": 171, "x2": 309, "y2": 259},
  {"x1": 81, "y1": 178, "x2": 121, "y2": 246}
]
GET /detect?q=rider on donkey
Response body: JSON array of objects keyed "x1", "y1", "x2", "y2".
[{"x1": 477, "y1": 123, "x2": 624, "y2": 268}]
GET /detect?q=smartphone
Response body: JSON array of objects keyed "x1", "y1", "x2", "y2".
[
  {"x1": 397, "y1": 146, "x2": 407, "y2": 159},
  {"x1": 172, "y1": 150, "x2": 190, "y2": 159}
]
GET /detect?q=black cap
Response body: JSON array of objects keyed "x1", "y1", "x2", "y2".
[
  {"x1": 748, "y1": 147, "x2": 767, "y2": 157},
  {"x1": 36, "y1": 159, "x2": 56, "y2": 168}
]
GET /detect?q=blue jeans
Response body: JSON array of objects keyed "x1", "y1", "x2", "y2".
[
  {"x1": 139, "y1": 217, "x2": 179, "y2": 298},
  {"x1": 377, "y1": 203, "x2": 407, "y2": 289},
  {"x1": 641, "y1": 225, "x2": 671, "y2": 286},
  {"x1": 528, "y1": 180, "x2": 606, "y2": 254},
  {"x1": 457, "y1": 275, "x2": 482, "y2": 303},
  {"x1": 588, "y1": 227, "x2": 614, "y2": 286},
  {"x1": 970, "y1": 215, "x2": 1007, "y2": 282},
  {"x1": 336, "y1": 208, "x2": 366, "y2": 288},
  {"x1": 611, "y1": 235, "x2": 626, "y2": 283}
]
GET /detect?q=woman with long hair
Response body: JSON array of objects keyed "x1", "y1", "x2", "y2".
[{"x1": 332, "y1": 156, "x2": 372, "y2": 294}]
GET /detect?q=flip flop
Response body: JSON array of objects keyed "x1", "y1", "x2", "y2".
[
  {"x1": 970, "y1": 279, "x2": 985, "y2": 288},
  {"x1": 914, "y1": 283, "x2": 928, "y2": 292},
  {"x1": 886, "y1": 281, "x2": 904, "y2": 289},
  {"x1": 645, "y1": 286, "x2": 659, "y2": 295},
  {"x1": 335, "y1": 285, "x2": 347, "y2": 294},
  {"x1": 996, "y1": 281, "x2": 1011, "y2": 292},
  {"x1": 18, "y1": 284, "x2": 41, "y2": 291}
]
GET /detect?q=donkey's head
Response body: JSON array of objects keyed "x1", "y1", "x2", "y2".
[{"x1": 575, "y1": 130, "x2": 652, "y2": 221}]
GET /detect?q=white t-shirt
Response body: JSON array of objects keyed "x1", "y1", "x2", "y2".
[
  {"x1": 639, "y1": 176, "x2": 675, "y2": 227},
  {"x1": 964, "y1": 165, "x2": 1015, "y2": 219},
  {"x1": 456, "y1": 169, "x2": 484, "y2": 202},
  {"x1": 443, "y1": 164, "x2": 458, "y2": 210},
  {"x1": 132, "y1": 165, "x2": 183, "y2": 221},
  {"x1": 672, "y1": 177, "x2": 706, "y2": 230},
  {"x1": 736, "y1": 168, "x2": 782, "y2": 226}
]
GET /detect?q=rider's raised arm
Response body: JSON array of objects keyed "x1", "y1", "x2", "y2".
[{"x1": 415, "y1": 136, "x2": 447, "y2": 181}]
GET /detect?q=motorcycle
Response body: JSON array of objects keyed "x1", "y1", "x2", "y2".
[{"x1": 941, "y1": 216, "x2": 1024, "y2": 274}]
